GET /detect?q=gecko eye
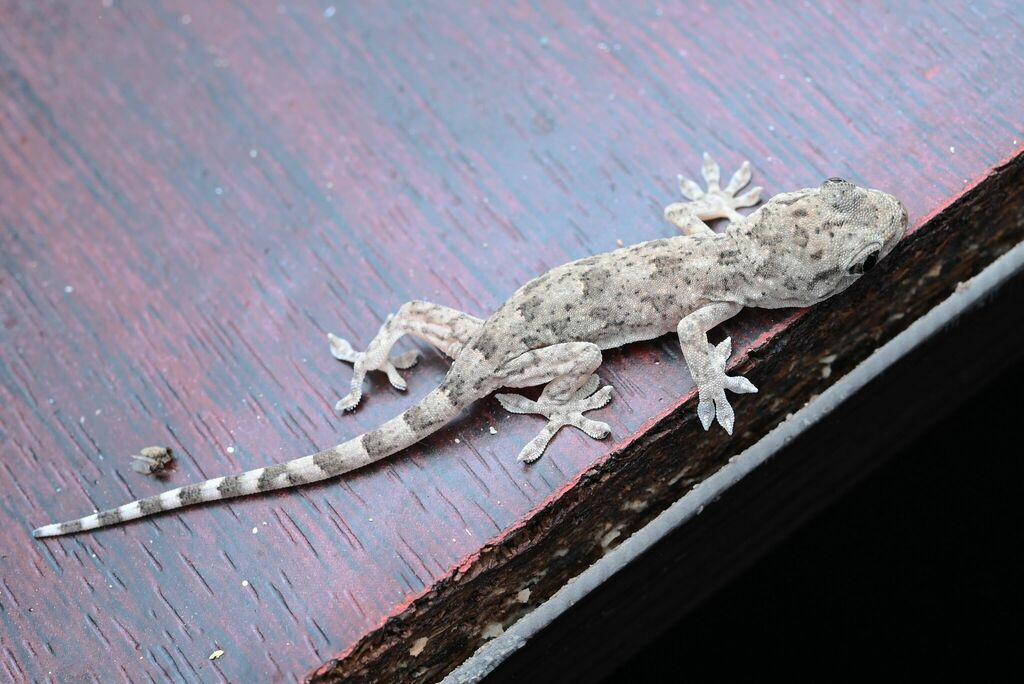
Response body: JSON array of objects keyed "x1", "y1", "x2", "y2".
[
  {"x1": 849, "y1": 249, "x2": 880, "y2": 275},
  {"x1": 825, "y1": 177, "x2": 847, "y2": 184}
]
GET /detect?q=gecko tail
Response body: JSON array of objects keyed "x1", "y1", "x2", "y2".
[{"x1": 33, "y1": 384, "x2": 466, "y2": 538}]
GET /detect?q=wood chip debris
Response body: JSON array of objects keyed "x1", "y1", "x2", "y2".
[
  {"x1": 208, "y1": 649, "x2": 224, "y2": 660},
  {"x1": 131, "y1": 446, "x2": 174, "y2": 475}
]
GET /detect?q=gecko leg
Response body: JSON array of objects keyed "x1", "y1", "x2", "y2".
[
  {"x1": 664, "y1": 152, "x2": 763, "y2": 235},
  {"x1": 677, "y1": 302, "x2": 758, "y2": 434},
  {"x1": 494, "y1": 342, "x2": 613, "y2": 463},
  {"x1": 330, "y1": 301, "x2": 483, "y2": 411}
]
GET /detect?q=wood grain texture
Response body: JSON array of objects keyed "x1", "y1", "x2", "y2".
[{"x1": 0, "y1": 1, "x2": 1021, "y2": 681}]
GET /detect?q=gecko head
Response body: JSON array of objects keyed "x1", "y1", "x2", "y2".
[{"x1": 740, "y1": 177, "x2": 907, "y2": 308}]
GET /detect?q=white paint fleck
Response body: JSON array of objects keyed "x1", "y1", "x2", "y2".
[
  {"x1": 226, "y1": 446, "x2": 235, "y2": 454},
  {"x1": 215, "y1": 186, "x2": 224, "y2": 195},
  {"x1": 241, "y1": 579, "x2": 249, "y2": 587},
  {"x1": 409, "y1": 636, "x2": 428, "y2": 657},
  {"x1": 488, "y1": 426, "x2": 497, "y2": 435},
  {"x1": 949, "y1": 146, "x2": 956, "y2": 154},
  {"x1": 249, "y1": 148, "x2": 258, "y2": 159},
  {"x1": 64, "y1": 285, "x2": 73, "y2": 293},
  {"x1": 600, "y1": 526, "x2": 623, "y2": 549},
  {"x1": 252, "y1": 527, "x2": 258, "y2": 534},
  {"x1": 481, "y1": 622, "x2": 504, "y2": 639},
  {"x1": 668, "y1": 468, "x2": 688, "y2": 486},
  {"x1": 324, "y1": 5, "x2": 336, "y2": 18}
]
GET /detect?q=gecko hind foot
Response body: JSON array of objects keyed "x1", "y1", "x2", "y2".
[
  {"x1": 330, "y1": 302, "x2": 483, "y2": 412},
  {"x1": 496, "y1": 377, "x2": 613, "y2": 463},
  {"x1": 329, "y1": 332, "x2": 420, "y2": 411},
  {"x1": 667, "y1": 152, "x2": 762, "y2": 225}
]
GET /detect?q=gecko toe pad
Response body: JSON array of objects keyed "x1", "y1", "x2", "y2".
[
  {"x1": 674, "y1": 153, "x2": 763, "y2": 223},
  {"x1": 497, "y1": 381, "x2": 614, "y2": 463}
]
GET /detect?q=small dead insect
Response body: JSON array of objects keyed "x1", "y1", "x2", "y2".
[{"x1": 130, "y1": 446, "x2": 174, "y2": 475}]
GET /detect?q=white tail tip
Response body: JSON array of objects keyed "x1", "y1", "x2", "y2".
[{"x1": 33, "y1": 524, "x2": 61, "y2": 538}]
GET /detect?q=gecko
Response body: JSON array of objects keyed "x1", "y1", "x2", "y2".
[{"x1": 33, "y1": 154, "x2": 907, "y2": 538}]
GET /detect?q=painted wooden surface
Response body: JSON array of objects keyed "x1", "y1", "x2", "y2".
[{"x1": 0, "y1": 1, "x2": 1021, "y2": 681}]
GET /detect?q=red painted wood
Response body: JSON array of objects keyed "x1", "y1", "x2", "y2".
[{"x1": 0, "y1": 1, "x2": 1021, "y2": 680}]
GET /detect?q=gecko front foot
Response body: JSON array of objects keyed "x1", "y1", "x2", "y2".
[
  {"x1": 665, "y1": 152, "x2": 762, "y2": 228},
  {"x1": 695, "y1": 337, "x2": 757, "y2": 434},
  {"x1": 329, "y1": 332, "x2": 419, "y2": 411},
  {"x1": 496, "y1": 376, "x2": 613, "y2": 463}
]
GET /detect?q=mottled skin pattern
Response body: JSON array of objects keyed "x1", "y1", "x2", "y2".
[{"x1": 33, "y1": 155, "x2": 907, "y2": 538}]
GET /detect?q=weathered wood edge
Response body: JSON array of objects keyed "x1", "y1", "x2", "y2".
[{"x1": 309, "y1": 151, "x2": 1024, "y2": 683}]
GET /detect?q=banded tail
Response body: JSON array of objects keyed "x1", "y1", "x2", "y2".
[{"x1": 33, "y1": 385, "x2": 465, "y2": 538}]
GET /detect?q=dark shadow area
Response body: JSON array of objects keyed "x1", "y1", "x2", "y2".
[{"x1": 606, "y1": 360, "x2": 1023, "y2": 680}]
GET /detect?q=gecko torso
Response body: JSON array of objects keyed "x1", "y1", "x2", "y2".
[{"x1": 34, "y1": 155, "x2": 907, "y2": 538}]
